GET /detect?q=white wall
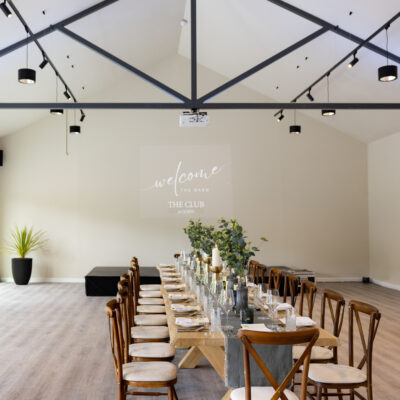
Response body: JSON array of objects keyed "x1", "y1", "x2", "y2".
[
  {"x1": 368, "y1": 131, "x2": 400, "y2": 287},
  {"x1": 0, "y1": 55, "x2": 369, "y2": 280}
]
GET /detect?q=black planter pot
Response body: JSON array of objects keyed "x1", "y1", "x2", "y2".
[{"x1": 12, "y1": 258, "x2": 32, "y2": 285}]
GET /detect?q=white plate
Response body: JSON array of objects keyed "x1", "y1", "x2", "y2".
[
  {"x1": 164, "y1": 284, "x2": 186, "y2": 291},
  {"x1": 171, "y1": 304, "x2": 201, "y2": 312},
  {"x1": 276, "y1": 303, "x2": 292, "y2": 311},
  {"x1": 175, "y1": 317, "x2": 209, "y2": 327},
  {"x1": 279, "y1": 316, "x2": 316, "y2": 327},
  {"x1": 241, "y1": 324, "x2": 272, "y2": 332}
]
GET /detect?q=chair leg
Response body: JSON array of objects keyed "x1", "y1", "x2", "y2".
[
  {"x1": 316, "y1": 386, "x2": 322, "y2": 400},
  {"x1": 172, "y1": 385, "x2": 179, "y2": 400},
  {"x1": 168, "y1": 386, "x2": 174, "y2": 400},
  {"x1": 350, "y1": 389, "x2": 354, "y2": 400},
  {"x1": 118, "y1": 383, "x2": 126, "y2": 400}
]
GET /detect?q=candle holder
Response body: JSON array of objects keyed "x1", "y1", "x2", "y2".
[
  {"x1": 202, "y1": 257, "x2": 212, "y2": 284},
  {"x1": 210, "y1": 265, "x2": 223, "y2": 293}
]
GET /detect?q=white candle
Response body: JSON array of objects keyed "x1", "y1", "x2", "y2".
[{"x1": 212, "y1": 246, "x2": 222, "y2": 267}]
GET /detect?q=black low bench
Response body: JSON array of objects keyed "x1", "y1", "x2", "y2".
[{"x1": 85, "y1": 266, "x2": 161, "y2": 296}]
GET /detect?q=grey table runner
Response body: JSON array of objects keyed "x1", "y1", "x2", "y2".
[{"x1": 222, "y1": 311, "x2": 293, "y2": 388}]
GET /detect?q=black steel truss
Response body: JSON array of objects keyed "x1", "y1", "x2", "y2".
[{"x1": 0, "y1": 0, "x2": 399, "y2": 111}]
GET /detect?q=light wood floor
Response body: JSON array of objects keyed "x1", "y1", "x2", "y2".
[{"x1": 0, "y1": 282, "x2": 398, "y2": 399}]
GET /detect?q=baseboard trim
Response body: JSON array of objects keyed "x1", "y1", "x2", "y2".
[
  {"x1": 371, "y1": 278, "x2": 400, "y2": 291},
  {"x1": 316, "y1": 277, "x2": 362, "y2": 283},
  {"x1": 1, "y1": 277, "x2": 85, "y2": 283}
]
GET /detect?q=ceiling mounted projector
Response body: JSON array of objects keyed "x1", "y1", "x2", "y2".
[{"x1": 179, "y1": 110, "x2": 209, "y2": 127}]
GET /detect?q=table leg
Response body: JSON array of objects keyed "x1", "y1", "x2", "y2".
[
  {"x1": 178, "y1": 346, "x2": 204, "y2": 369},
  {"x1": 221, "y1": 388, "x2": 233, "y2": 400},
  {"x1": 197, "y1": 345, "x2": 226, "y2": 381}
]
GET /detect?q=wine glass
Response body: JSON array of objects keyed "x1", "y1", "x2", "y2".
[{"x1": 265, "y1": 289, "x2": 280, "y2": 325}]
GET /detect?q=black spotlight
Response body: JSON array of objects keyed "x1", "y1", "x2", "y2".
[
  {"x1": 321, "y1": 109, "x2": 336, "y2": 116},
  {"x1": 18, "y1": 68, "x2": 36, "y2": 84},
  {"x1": 306, "y1": 90, "x2": 314, "y2": 102},
  {"x1": 39, "y1": 58, "x2": 48, "y2": 69},
  {"x1": 289, "y1": 125, "x2": 301, "y2": 135},
  {"x1": 348, "y1": 55, "x2": 359, "y2": 68},
  {"x1": 80, "y1": 112, "x2": 86, "y2": 122},
  {"x1": 378, "y1": 65, "x2": 398, "y2": 82},
  {"x1": 50, "y1": 109, "x2": 64, "y2": 115},
  {"x1": 69, "y1": 125, "x2": 81, "y2": 135},
  {"x1": 0, "y1": 1, "x2": 12, "y2": 18},
  {"x1": 64, "y1": 89, "x2": 71, "y2": 99},
  {"x1": 276, "y1": 113, "x2": 284, "y2": 122}
]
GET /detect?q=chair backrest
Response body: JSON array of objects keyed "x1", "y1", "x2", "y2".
[
  {"x1": 118, "y1": 277, "x2": 135, "y2": 327},
  {"x1": 117, "y1": 288, "x2": 132, "y2": 363},
  {"x1": 298, "y1": 280, "x2": 317, "y2": 318},
  {"x1": 348, "y1": 300, "x2": 381, "y2": 384},
  {"x1": 248, "y1": 260, "x2": 266, "y2": 284},
  {"x1": 283, "y1": 273, "x2": 300, "y2": 307},
  {"x1": 268, "y1": 267, "x2": 283, "y2": 290},
  {"x1": 320, "y1": 289, "x2": 345, "y2": 362},
  {"x1": 105, "y1": 299, "x2": 124, "y2": 384},
  {"x1": 238, "y1": 328, "x2": 319, "y2": 400}
]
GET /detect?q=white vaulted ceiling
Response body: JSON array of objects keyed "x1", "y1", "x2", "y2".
[{"x1": 0, "y1": 0, "x2": 399, "y2": 142}]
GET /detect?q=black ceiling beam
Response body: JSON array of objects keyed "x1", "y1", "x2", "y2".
[
  {"x1": 0, "y1": 0, "x2": 119, "y2": 58},
  {"x1": 1, "y1": 102, "x2": 400, "y2": 110},
  {"x1": 266, "y1": 0, "x2": 400, "y2": 64},
  {"x1": 198, "y1": 27, "x2": 328, "y2": 103},
  {"x1": 274, "y1": 11, "x2": 400, "y2": 116},
  {"x1": 191, "y1": 0, "x2": 197, "y2": 103},
  {"x1": 58, "y1": 27, "x2": 189, "y2": 103}
]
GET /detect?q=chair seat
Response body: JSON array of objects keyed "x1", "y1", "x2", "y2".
[
  {"x1": 293, "y1": 345, "x2": 333, "y2": 361},
  {"x1": 138, "y1": 297, "x2": 165, "y2": 305},
  {"x1": 131, "y1": 326, "x2": 170, "y2": 340},
  {"x1": 231, "y1": 387, "x2": 298, "y2": 400},
  {"x1": 308, "y1": 364, "x2": 367, "y2": 385},
  {"x1": 140, "y1": 284, "x2": 161, "y2": 291},
  {"x1": 137, "y1": 305, "x2": 166, "y2": 314},
  {"x1": 134, "y1": 314, "x2": 167, "y2": 326},
  {"x1": 123, "y1": 361, "x2": 176, "y2": 382},
  {"x1": 139, "y1": 290, "x2": 162, "y2": 298},
  {"x1": 129, "y1": 342, "x2": 175, "y2": 359}
]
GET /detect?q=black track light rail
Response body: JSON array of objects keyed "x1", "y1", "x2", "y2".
[
  {"x1": 266, "y1": 0, "x2": 400, "y2": 65},
  {"x1": 0, "y1": 102, "x2": 400, "y2": 110},
  {"x1": 0, "y1": 0, "x2": 119, "y2": 58},
  {"x1": 7, "y1": 0, "x2": 78, "y2": 104},
  {"x1": 274, "y1": 11, "x2": 400, "y2": 116},
  {"x1": 191, "y1": 0, "x2": 197, "y2": 102}
]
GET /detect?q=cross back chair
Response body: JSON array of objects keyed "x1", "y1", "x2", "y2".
[
  {"x1": 248, "y1": 260, "x2": 267, "y2": 284},
  {"x1": 268, "y1": 267, "x2": 283, "y2": 291},
  {"x1": 307, "y1": 300, "x2": 381, "y2": 400},
  {"x1": 128, "y1": 267, "x2": 166, "y2": 315},
  {"x1": 298, "y1": 280, "x2": 317, "y2": 318},
  {"x1": 105, "y1": 299, "x2": 178, "y2": 400},
  {"x1": 231, "y1": 328, "x2": 320, "y2": 400},
  {"x1": 131, "y1": 257, "x2": 161, "y2": 292},
  {"x1": 282, "y1": 273, "x2": 300, "y2": 307}
]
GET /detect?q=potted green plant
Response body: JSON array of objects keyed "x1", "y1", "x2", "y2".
[
  {"x1": 183, "y1": 219, "x2": 205, "y2": 259},
  {"x1": 1, "y1": 226, "x2": 47, "y2": 285}
]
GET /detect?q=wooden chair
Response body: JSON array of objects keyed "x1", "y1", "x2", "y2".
[
  {"x1": 268, "y1": 267, "x2": 283, "y2": 291},
  {"x1": 117, "y1": 287, "x2": 170, "y2": 344},
  {"x1": 128, "y1": 267, "x2": 164, "y2": 305},
  {"x1": 298, "y1": 280, "x2": 317, "y2": 318},
  {"x1": 105, "y1": 299, "x2": 178, "y2": 400},
  {"x1": 131, "y1": 257, "x2": 161, "y2": 292},
  {"x1": 283, "y1": 273, "x2": 300, "y2": 307},
  {"x1": 248, "y1": 260, "x2": 266, "y2": 284},
  {"x1": 230, "y1": 328, "x2": 320, "y2": 400},
  {"x1": 307, "y1": 300, "x2": 381, "y2": 400}
]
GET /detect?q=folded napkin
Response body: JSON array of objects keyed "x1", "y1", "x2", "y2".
[
  {"x1": 158, "y1": 264, "x2": 174, "y2": 268},
  {"x1": 175, "y1": 317, "x2": 209, "y2": 327},
  {"x1": 295, "y1": 316, "x2": 316, "y2": 327},
  {"x1": 241, "y1": 324, "x2": 272, "y2": 332},
  {"x1": 162, "y1": 277, "x2": 182, "y2": 283},
  {"x1": 168, "y1": 293, "x2": 191, "y2": 300},
  {"x1": 159, "y1": 268, "x2": 176, "y2": 273},
  {"x1": 276, "y1": 303, "x2": 292, "y2": 311},
  {"x1": 161, "y1": 272, "x2": 181, "y2": 277},
  {"x1": 171, "y1": 304, "x2": 201, "y2": 312},
  {"x1": 164, "y1": 283, "x2": 186, "y2": 291}
]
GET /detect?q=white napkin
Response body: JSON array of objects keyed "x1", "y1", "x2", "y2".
[
  {"x1": 175, "y1": 317, "x2": 209, "y2": 327},
  {"x1": 162, "y1": 277, "x2": 182, "y2": 283},
  {"x1": 168, "y1": 293, "x2": 190, "y2": 300},
  {"x1": 241, "y1": 324, "x2": 272, "y2": 332},
  {"x1": 171, "y1": 304, "x2": 200, "y2": 312},
  {"x1": 161, "y1": 272, "x2": 181, "y2": 277},
  {"x1": 164, "y1": 283, "x2": 186, "y2": 291},
  {"x1": 158, "y1": 264, "x2": 174, "y2": 268},
  {"x1": 276, "y1": 303, "x2": 292, "y2": 311},
  {"x1": 295, "y1": 316, "x2": 316, "y2": 327}
]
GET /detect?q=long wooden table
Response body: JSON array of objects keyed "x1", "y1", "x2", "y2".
[{"x1": 159, "y1": 271, "x2": 339, "y2": 400}]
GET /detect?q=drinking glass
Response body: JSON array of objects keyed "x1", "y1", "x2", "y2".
[{"x1": 265, "y1": 289, "x2": 280, "y2": 322}]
